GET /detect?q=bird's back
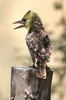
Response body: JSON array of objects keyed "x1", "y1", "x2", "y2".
[{"x1": 26, "y1": 30, "x2": 52, "y2": 62}]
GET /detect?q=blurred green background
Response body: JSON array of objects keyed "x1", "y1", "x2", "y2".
[{"x1": 0, "y1": 0, "x2": 66, "y2": 100}]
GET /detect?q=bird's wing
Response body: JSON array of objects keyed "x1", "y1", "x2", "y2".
[
  {"x1": 40, "y1": 32, "x2": 52, "y2": 62},
  {"x1": 26, "y1": 32, "x2": 52, "y2": 62}
]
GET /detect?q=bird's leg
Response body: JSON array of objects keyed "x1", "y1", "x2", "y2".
[
  {"x1": 32, "y1": 64, "x2": 36, "y2": 68},
  {"x1": 32, "y1": 58, "x2": 38, "y2": 68}
]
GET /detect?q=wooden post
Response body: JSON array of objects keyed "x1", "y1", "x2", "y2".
[{"x1": 10, "y1": 66, "x2": 53, "y2": 100}]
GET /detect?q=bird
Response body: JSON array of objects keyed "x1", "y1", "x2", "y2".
[{"x1": 13, "y1": 10, "x2": 52, "y2": 79}]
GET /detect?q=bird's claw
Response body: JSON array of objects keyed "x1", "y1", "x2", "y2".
[{"x1": 31, "y1": 65, "x2": 37, "y2": 68}]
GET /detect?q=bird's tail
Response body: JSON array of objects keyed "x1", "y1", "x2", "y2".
[{"x1": 36, "y1": 61, "x2": 47, "y2": 79}]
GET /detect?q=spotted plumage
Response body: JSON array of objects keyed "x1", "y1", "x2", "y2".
[{"x1": 13, "y1": 10, "x2": 52, "y2": 79}]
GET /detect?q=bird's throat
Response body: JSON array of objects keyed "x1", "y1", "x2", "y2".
[{"x1": 26, "y1": 26, "x2": 31, "y2": 32}]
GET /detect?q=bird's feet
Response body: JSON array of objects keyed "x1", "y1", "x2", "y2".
[{"x1": 31, "y1": 64, "x2": 37, "y2": 69}]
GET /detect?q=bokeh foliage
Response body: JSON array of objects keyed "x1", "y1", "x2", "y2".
[{"x1": 51, "y1": 1, "x2": 66, "y2": 100}]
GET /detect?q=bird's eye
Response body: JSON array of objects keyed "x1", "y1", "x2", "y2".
[{"x1": 22, "y1": 18, "x2": 26, "y2": 22}]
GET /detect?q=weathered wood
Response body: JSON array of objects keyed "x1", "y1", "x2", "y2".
[{"x1": 10, "y1": 66, "x2": 53, "y2": 100}]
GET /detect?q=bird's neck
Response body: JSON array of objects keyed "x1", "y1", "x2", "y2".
[{"x1": 28, "y1": 21, "x2": 44, "y2": 34}]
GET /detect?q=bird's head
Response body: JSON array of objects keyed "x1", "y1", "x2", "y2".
[{"x1": 13, "y1": 10, "x2": 42, "y2": 31}]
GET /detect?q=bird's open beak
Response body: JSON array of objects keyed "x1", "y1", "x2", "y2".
[{"x1": 13, "y1": 20, "x2": 25, "y2": 29}]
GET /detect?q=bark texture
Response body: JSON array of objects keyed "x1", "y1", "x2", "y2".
[{"x1": 10, "y1": 66, "x2": 53, "y2": 100}]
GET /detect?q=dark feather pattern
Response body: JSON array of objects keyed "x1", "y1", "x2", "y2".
[
  {"x1": 25, "y1": 11, "x2": 52, "y2": 78},
  {"x1": 14, "y1": 10, "x2": 52, "y2": 78}
]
